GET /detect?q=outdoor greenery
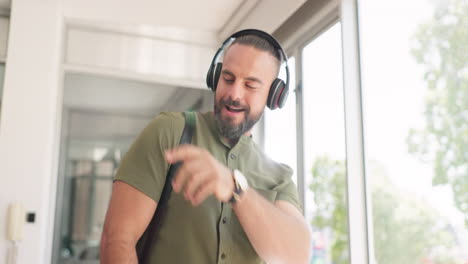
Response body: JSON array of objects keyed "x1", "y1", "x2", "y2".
[
  {"x1": 309, "y1": 1, "x2": 467, "y2": 263},
  {"x1": 309, "y1": 157, "x2": 458, "y2": 264},
  {"x1": 406, "y1": 0, "x2": 468, "y2": 226}
]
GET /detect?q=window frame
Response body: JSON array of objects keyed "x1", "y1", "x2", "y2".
[{"x1": 269, "y1": 0, "x2": 374, "y2": 263}]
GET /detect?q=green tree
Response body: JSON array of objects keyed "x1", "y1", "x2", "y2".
[
  {"x1": 369, "y1": 162, "x2": 457, "y2": 264},
  {"x1": 309, "y1": 157, "x2": 458, "y2": 264},
  {"x1": 407, "y1": 0, "x2": 468, "y2": 225},
  {"x1": 309, "y1": 157, "x2": 349, "y2": 264}
]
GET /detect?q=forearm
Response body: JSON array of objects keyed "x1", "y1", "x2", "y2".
[
  {"x1": 232, "y1": 189, "x2": 311, "y2": 264},
  {"x1": 100, "y1": 235, "x2": 138, "y2": 264}
]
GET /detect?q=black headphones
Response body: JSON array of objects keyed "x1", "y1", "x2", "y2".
[{"x1": 206, "y1": 29, "x2": 290, "y2": 110}]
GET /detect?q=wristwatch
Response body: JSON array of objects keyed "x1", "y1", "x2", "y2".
[{"x1": 230, "y1": 170, "x2": 249, "y2": 203}]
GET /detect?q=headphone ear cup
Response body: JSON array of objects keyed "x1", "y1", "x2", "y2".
[
  {"x1": 212, "y1": 62, "x2": 223, "y2": 91},
  {"x1": 277, "y1": 86, "x2": 289, "y2": 109},
  {"x1": 206, "y1": 64, "x2": 214, "y2": 90},
  {"x1": 267, "y1": 79, "x2": 286, "y2": 110}
]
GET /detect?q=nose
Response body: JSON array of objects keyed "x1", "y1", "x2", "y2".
[{"x1": 226, "y1": 80, "x2": 245, "y2": 101}]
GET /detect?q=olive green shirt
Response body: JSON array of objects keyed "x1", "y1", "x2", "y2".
[{"x1": 114, "y1": 111, "x2": 301, "y2": 264}]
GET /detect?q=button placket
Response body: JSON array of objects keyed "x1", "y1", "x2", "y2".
[
  {"x1": 218, "y1": 203, "x2": 230, "y2": 263},
  {"x1": 217, "y1": 202, "x2": 234, "y2": 263},
  {"x1": 219, "y1": 149, "x2": 238, "y2": 263},
  {"x1": 227, "y1": 150, "x2": 238, "y2": 171},
  {"x1": 230, "y1": 153, "x2": 236, "y2": 160}
]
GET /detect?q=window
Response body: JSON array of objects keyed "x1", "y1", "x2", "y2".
[
  {"x1": 264, "y1": 57, "x2": 297, "y2": 184},
  {"x1": 359, "y1": 0, "x2": 468, "y2": 262},
  {"x1": 265, "y1": 21, "x2": 349, "y2": 263},
  {"x1": 302, "y1": 22, "x2": 350, "y2": 264}
]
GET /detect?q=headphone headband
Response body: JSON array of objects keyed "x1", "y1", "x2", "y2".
[{"x1": 230, "y1": 29, "x2": 284, "y2": 52}]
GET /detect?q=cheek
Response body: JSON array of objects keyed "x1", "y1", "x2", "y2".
[
  {"x1": 214, "y1": 89, "x2": 224, "y2": 103},
  {"x1": 257, "y1": 89, "x2": 270, "y2": 104},
  {"x1": 214, "y1": 83, "x2": 228, "y2": 101},
  {"x1": 247, "y1": 92, "x2": 268, "y2": 111}
]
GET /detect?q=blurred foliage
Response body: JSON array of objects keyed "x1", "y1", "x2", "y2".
[
  {"x1": 309, "y1": 157, "x2": 459, "y2": 264},
  {"x1": 309, "y1": 157, "x2": 349, "y2": 264},
  {"x1": 406, "y1": 0, "x2": 468, "y2": 225},
  {"x1": 310, "y1": 1, "x2": 467, "y2": 263}
]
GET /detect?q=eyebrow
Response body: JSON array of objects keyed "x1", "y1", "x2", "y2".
[{"x1": 221, "y1": 69, "x2": 263, "y2": 85}]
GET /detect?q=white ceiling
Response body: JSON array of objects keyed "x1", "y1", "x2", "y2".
[
  {"x1": 63, "y1": 73, "x2": 213, "y2": 115},
  {"x1": 63, "y1": 73, "x2": 214, "y2": 141},
  {"x1": 63, "y1": 0, "x2": 245, "y2": 33},
  {"x1": 1, "y1": 0, "x2": 305, "y2": 43},
  {"x1": 64, "y1": 73, "x2": 175, "y2": 114}
]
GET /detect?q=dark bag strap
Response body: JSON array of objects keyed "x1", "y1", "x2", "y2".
[{"x1": 136, "y1": 111, "x2": 196, "y2": 263}]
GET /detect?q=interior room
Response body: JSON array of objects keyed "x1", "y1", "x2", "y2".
[{"x1": 0, "y1": 0, "x2": 466, "y2": 263}]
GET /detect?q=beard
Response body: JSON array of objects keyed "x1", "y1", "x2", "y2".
[{"x1": 214, "y1": 96, "x2": 263, "y2": 142}]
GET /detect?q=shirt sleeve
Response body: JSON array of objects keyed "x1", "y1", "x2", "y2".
[
  {"x1": 113, "y1": 112, "x2": 184, "y2": 202},
  {"x1": 272, "y1": 164, "x2": 303, "y2": 213}
]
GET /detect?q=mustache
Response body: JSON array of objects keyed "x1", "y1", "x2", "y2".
[{"x1": 220, "y1": 97, "x2": 249, "y2": 111}]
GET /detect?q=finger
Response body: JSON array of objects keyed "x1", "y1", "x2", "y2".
[
  {"x1": 172, "y1": 158, "x2": 204, "y2": 193},
  {"x1": 184, "y1": 171, "x2": 210, "y2": 201},
  {"x1": 165, "y1": 145, "x2": 202, "y2": 164},
  {"x1": 172, "y1": 164, "x2": 191, "y2": 193},
  {"x1": 192, "y1": 181, "x2": 217, "y2": 206}
]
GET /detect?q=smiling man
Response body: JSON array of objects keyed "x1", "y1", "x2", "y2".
[
  {"x1": 214, "y1": 42, "x2": 278, "y2": 146},
  {"x1": 100, "y1": 30, "x2": 312, "y2": 264}
]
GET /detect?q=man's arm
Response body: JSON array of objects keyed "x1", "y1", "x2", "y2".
[
  {"x1": 166, "y1": 145, "x2": 312, "y2": 263},
  {"x1": 100, "y1": 180, "x2": 157, "y2": 264},
  {"x1": 232, "y1": 189, "x2": 312, "y2": 264}
]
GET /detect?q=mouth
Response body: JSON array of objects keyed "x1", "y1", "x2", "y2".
[{"x1": 225, "y1": 104, "x2": 245, "y2": 114}]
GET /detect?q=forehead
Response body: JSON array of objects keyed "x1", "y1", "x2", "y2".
[{"x1": 222, "y1": 44, "x2": 278, "y2": 79}]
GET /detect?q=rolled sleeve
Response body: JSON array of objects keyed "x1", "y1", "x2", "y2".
[
  {"x1": 275, "y1": 181, "x2": 303, "y2": 213},
  {"x1": 114, "y1": 112, "x2": 183, "y2": 202},
  {"x1": 272, "y1": 165, "x2": 303, "y2": 213}
]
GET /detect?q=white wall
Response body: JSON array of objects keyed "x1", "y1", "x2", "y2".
[{"x1": 0, "y1": 0, "x2": 63, "y2": 263}]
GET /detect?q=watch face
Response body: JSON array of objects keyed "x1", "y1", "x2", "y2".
[{"x1": 235, "y1": 170, "x2": 249, "y2": 190}]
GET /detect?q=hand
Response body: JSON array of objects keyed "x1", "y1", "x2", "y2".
[{"x1": 165, "y1": 145, "x2": 235, "y2": 206}]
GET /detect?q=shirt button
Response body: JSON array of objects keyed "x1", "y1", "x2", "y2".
[
  {"x1": 222, "y1": 217, "x2": 227, "y2": 224},
  {"x1": 230, "y1": 153, "x2": 236, "y2": 159},
  {"x1": 221, "y1": 253, "x2": 226, "y2": 259}
]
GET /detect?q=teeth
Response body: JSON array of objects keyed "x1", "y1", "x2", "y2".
[{"x1": 226, "y1": 105, "x2": 243, "y2": 112}]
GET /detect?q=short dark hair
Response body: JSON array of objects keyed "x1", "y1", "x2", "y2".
[{"x1": 226, "y1": 34, "x2": 281, "y2": 69}]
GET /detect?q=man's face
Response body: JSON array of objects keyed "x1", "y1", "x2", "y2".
[{"x1": 214, "y1": 44, "x2": 278, "y2": 141}]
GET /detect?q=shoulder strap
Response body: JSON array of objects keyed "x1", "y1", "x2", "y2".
[{"x1": 137, "y1": 111, "x2": 196, "y2": 263}]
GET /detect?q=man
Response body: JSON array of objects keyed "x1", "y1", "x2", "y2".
[{"x1": 100, "y1": 30, "x2": 312, "y2": 264}]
